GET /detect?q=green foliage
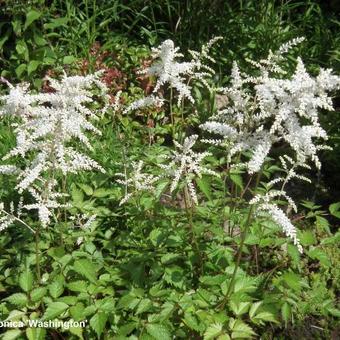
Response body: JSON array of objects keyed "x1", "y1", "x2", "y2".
[{"x1": 0, "y1": 1, "x2": 339, "y2": 339}]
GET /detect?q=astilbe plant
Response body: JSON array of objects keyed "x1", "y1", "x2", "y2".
[
  {"x1": 0, "y1": 72, "x2": 108, "y2": 228},
  {"x1": 117, "y1": 37, "x2": 340, "y2": 256}
]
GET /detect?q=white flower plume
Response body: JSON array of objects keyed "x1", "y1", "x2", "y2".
[
  {"x1": 160, "y1": 135, "x2": 218, "y2": 204},
  {"x1": 0, "y1": 72, "x2": 107, "y2": 227},
  {"x1": 116, "y1": 161, "x2": 160, "y2": 205}
]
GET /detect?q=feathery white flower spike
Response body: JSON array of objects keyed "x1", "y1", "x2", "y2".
[
  {"x1": 250, "y1": 191, "x2": 302, "y2": 253},
  {"x1": 0, "y1": 72, "x2": 107, "y2": 227},
  {"x1": 160, "y1": 135, "x2": 218, "y2": 204},
  {"x1": 116, "y1": 161, "x2": 160, "y2": 205},
  {"x1": 201, "y1": 38, "x2": 339, "y2": 173}
]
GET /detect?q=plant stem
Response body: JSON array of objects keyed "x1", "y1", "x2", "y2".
[
  {"x1": 219, "y1": 170, "x2": 262, "y2": 309},
  {"x1": 183, "y1": 184, "x2": 203, "y2": 274},
  {"x1": 35, "y1": 227, "x2": 41, "y2": 282}
]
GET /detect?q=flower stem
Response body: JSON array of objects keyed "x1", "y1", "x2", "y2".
[
  {"x1": 35, "y1": 227, "x2": 41, "y2": 282},
  {"x1": 183, "y1": 184, "x2": 203, "y2": 275},
  {"x1": 219, "y1": 170, "x2": 262, "y2": 309}
]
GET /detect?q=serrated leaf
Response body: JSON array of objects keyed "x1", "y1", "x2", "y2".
[
  {"x1": 230, "y1": 173, "x2": 243, "y2": 189},
  {"x1": 146, "y1": 324, "x2": 171, "y2": 340},
  {"x1": 282, "y1": 272, "x2": 302, "y2": 291},
  {"x1": 49, "y1": 276, "x2": 64, "y2": 298},
  {"x1": 229, "y1": 301, "x2": 250, "y2": 316},
  {"x1": 67, "y1": 281, "x2": 87, "y2": 293},
  {"x1": 30, "y1": 287, "x2": 47, "y2": 302},
  {"x1": 136, "y1": 299, "x2": 152, "y2": 314},
  {"x1": 204, "y1": 322, "x2": 223, "y2": 340},
  {"x1": 229, "y1": 319, "x2": 255, "y2": 338},
  {"x1": 197, "y1": 176, "x2": 213, "y2": 201},
  {"x1": 43, "y1": 302, "x2": 68, "y2": 320},
  {"x1": 70, "y1": 303, "x2": 85, "y2": 321},
  {"x1": 19, "y1": 270, "x2": 33, "y2": 292},
  {"x1": 97, "y1": 297, "x2": 115, "y2": 313},
  {"x1": 90, "y1": 312, "x2": 107, "y2": 337},
  {"x1": 5, "y1": 293, "x2": 27, "y2": 306},
  {"x1": 249, "y1": 301, "x2": 262, "y2": 318},
  {"x1": 73, "y1": 259, "x2": 97, "y2": 283},
  {"x1": 251, "y1": 311, "x2": 278, "y2": 324},
  {"x1": 183, "y1": 313, "x2": 201, "y2": 332},
  {"x1": 217, "y1": 335, "x2": 231, "y2": 340},
  {"x1": 71, "y1": 186, "x2": 84, "y2": 204},
  {"x1": 316, "y1": 216, "x2": 330, "y2": 233}
]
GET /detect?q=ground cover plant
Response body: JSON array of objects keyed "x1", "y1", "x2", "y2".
[{"x1": 0, "y1": 1, "x2": 339, "y2": 339}]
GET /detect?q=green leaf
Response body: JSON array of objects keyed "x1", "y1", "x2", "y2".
[
  {"x1": 78, "y1": 184, "x2": 93, "y2": 196},
  {"x1": 70, "y1": 303, "x2": 85, "y2": 321},
  {"x1": 136, "y1": 299, "x2": 152, "y2": 314},
  {"x1": 49, "y1": 275, "x2": 65, "y2": 299},
  {"x1": 90, "y1": 312, "x2": 107, "y2": 337},
  {"x1": 63, "y1": 56, "x2": 77, "y2": 65},
  {"x1": 26, "y1": 327, "x2": 46, "y2": 340},
  {"x1": 19, "y1": 270, "x2": 33, "y2": 292},
  {"x1": 24, "y1": 10, "x2": 41, "y2": 30},
  {"x1": 229, "y1": 319, "x2": 255, "y2": 339},
  {"x1": 252, "y1": 311, "x2": 278, "y2": 324},
  {"x1": 183, "y1": 313, "x2": 201, "y2": 332},
  {"x1": 15, "y1": 64, "x2": 26, "y2": 78},
  {"x1": 299, "y1": 230, "x2": 316, "y2": 246},
  {"x1": 249, "y1": 301, "x2": 262, "y2": 318},
  {"x1": 73, "y1": 259, "x2": 97, "y2": 283},
  {"x1": 44, "y1": 17, "x2": 68, "y2": 29},
  {"x1": 97, "y1": 297, "x2": 115, "y2": 313},
  {"x1": 67, "y1": 281, "x2": 87, "y2": 293},
  {"x1": 27, "y1": 60, "x2": 41, "y2": 76},
  {"x1": 71, "y1": 186, "x2": 84, "y2": 204},
  {"x1": 316, "y1": 216, "x2": 330, "y2": 233},
  {"x1": 30, "y1": 287, "x2": 47, "y2": 302},
  {"x1": 93, "y1": 188, "x2": 111, "y2": 198},
  {"x1": 146, "y1": 324, "x2": 171, "y2": 340},
  {"x1": 204, "y1": 322, "x2": 223, "y2": 340},
  {"x1": 43, "y1": 302, "x2": 68, "y2": 320},
  {"x1": 282, "y1": 272, "x2": 302, "y2": 291},
  {"x1": 196, "y1": 177, "x2": 213, "y2": 201},
  {"x1": 308, "y1": 248, "x2": 331, "y2": 267},
  {"x1": 15, "y1": 40, "x2": 28, "y2": 59},
  {"x1": 5, "y1": 293, "x2": 27, "y2": 307},
  {"x1": 281, "y1": 302, "x2": 291, "y2": 323},
  {"x1": 230, "y1": 172, "x2": 243, "y2": 189},
  {"x1": 329, "y1": 202, "x2": 340, "y2": 219},
  {"x1": 2, "y1": 329, "x2": 22, "y2": 340},
  {"x1": 229, "y1": 301, "x2": 250, "y2": 316}
]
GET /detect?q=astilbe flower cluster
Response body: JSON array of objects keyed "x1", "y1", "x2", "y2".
[
  {"x1": 200, "y1": 38, "x2": 339, "y2": 252},
  {"x1": 124, "y1": 37, "x2": 221, "y2": 113},
  {"x1": 119, "y1": 38, "x2": 339, "y2": 253},
  {"x1": 116, "y1": 161, "x2": 160, "y2": 205},
  {"x1": 0, "y1": 73, "x2": 108, "y2": 227},
  {"x1": 159, "y1": 135, "x2": 218, "y2": 205}
]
